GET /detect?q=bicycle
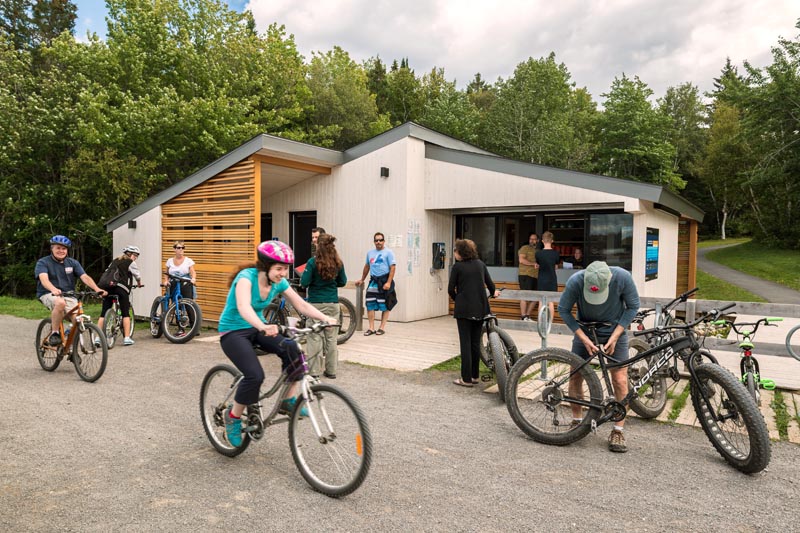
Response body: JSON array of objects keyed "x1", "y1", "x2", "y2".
[
  {"x1": 787, "y1": 323, "x2": 800, "y2": 361},
  {"x1": 149, "y1": 273, "x2": 202, "y2": 344},
  {"x1": 505, "y1": 302, "x2": 772, "y2": 473},
  {"x1": 713, "y1": 317, "x2": 781, "y2": 405},
  {"x1": 101, "y1": 286, "x2": 139, "y2": 349},
  {"x1": 264, "y1": 278, "x2": 357, "y2": 345},
  {"x1": 199, "y1": 323, "x2": 373, "y2": 497},
  {"x1": 35, "y1": 291, "x2": 109, "y2": 382},
  {"x1": 477, "y1": 313, "x2": 520, "y2": 402}
]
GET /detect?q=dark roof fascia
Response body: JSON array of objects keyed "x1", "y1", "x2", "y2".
[
  {"x1": 342, "y1": 122, "x2": 494, "y2": 162},
  {"x1": 106, "y1": 134, "x2": 344, "y2": 232},
  {"x1": 425, "y1": 145, "x2": 704, "y2": 222}
]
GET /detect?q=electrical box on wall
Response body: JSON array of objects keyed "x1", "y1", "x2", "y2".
[{"x1": 432, "y1": 242, "x2": 446, "y2": 270}]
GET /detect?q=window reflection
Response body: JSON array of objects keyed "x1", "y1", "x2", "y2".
[
  {"x1": 588, "y1": 214, "x2": 633, "y2": 270},
  {"x1": 462, "y1": 216, "x2": 497, "y2": 265}
]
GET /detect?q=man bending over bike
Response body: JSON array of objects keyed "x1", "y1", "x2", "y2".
[
  {"x1": 34, "y1": 235, "x2": 107, "y2": 346},
  {"x1": 557, "y1": 261, "x2": 640, "y2": 453},
  {"x1": 218, "y1": 240, "x2": 333, "y2": 447}
]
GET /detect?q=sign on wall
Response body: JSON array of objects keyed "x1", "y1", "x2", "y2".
[{"x1": 646, "y1": 227, "x2": 659, "y2": 281}]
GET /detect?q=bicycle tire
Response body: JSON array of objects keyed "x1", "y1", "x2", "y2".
[
  {"x1": 786, "y1": 324, "x2": 800, "y2": 361},
  {"x1": 490, "y1": 331, "x2": 508, "y2": 403},
  {"x1": 199, "y1": 364, "x2": 251, "y2": 457},
  {"x1": 128, "y1": 305, "x2": 136, "y2": 339},
  {"x1": 72, "y1": 323, "x2": 108, "y2": 383},
  {"x1": 336, "y1": 297, "x2": 357, "y2": 345},
  {"x1": 35, "y1": 318, "x2": 62, "y2": 371},
  {"x1": 480, "y1": 326, "x2": 519, "y2": 368},
  {"x1": 163, "y1": 300, "x2": 200, "y2": 344},
  {"x1": 506, "y1": 348, "x2": 603, "y2": 445},
  {"x1": 103, "y1": 308, "x2": 118, "y2": 349},
  {"x1": 627, "y1": 338, "x2": 668, "y2": 418},
  {"x1": 288, "y1": 383, "x2": 372, "y2": 497},
  {"x1": 264, "y1": 302, "x2": 288, "y2": 326},
  {"x1": 690, "y1": 363, "x2": 771, "y2": 473},
  {"x1": 149, "y1": 297, "x2": 164, "y2": 338},
  {"x1": 744, "y1": 372, "x2": 760, "y2": 406}
]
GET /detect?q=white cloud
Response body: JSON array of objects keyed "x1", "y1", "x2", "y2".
[{"x1": 245, "y1": 0, "x2": 799, "y2": 100}]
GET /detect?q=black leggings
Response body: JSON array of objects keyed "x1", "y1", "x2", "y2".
[
  {"x1": 456, "y1": 318, "x2": 483, "y2": 382},
  {"x1": 100, "y1": 286, "x2": 132, "y2": 317},
  {"x1": 220, "y1": 328, "x2": 302, "y2": 405}
]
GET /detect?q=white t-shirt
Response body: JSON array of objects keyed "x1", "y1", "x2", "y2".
[{"x1": 166, "y1": 257, "x2": 195, "y2": 277}]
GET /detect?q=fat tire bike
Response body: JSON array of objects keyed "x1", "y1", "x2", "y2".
[
  {"x1": 200, "y1": 323, "x2": 373, "y2": 497},
  {"x1": 35, "y1": 290, "x2": 109, "y2": 382},
  {"x1": 713, "y1": 316, "x2": 781, "y2": 406},
  {"x1": 505, "y1": 302, "x2": 771, "y2": 474},
  {"x1": 476, "y1": 313, "x2": 520, "y2": 402},
  {"x1": 149, "y1": 273, "x2": 202, "y2": 343}
]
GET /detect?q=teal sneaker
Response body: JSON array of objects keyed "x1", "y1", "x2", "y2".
[
  {"x1": 279, "y1": 397, "x2": 309, "y2": 418},
  {"x1": 223, "y1": 408, "x2": 243, "y2": 447}
]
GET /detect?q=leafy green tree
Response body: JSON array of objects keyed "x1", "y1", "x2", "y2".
[
  {"x1": 0, "y1": 0, "x2": 33, "y2": 49},
  {"x1": 364, "y1": 56, "x2": 389, "y2": 116},
  {"x1": 565, "y1": 87, "x2": 599, "y2": 172},
  {"x1": 659, "y1": 82, "x2": 706, "y2": 180},
  {"x1": 385, "y1": 60, "x2": 423, "y2": 124},
  {"x1": 418, "y1": 78, "x2": 480, "y2": 143},
  {"x1": 31, "y1": 0, "x2": 76, "y2": 46},
  {"x1": 306, "y1": 46, "x2": 391, "y2": 149},
  {"x1": 595, "y1": 75, "x2": 683, "y2": 190}
]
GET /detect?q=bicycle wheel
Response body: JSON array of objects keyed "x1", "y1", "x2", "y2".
[
  {"x1": 336, "y1": 297, "x2": 357, "y2": 345},
  {"x1": 163, "y1": 300, "x2": 200, "y2": 344},
  {"x1": 744, "y1": 372, "x2": 760, "y2": 406},
  {"x1": 690, "y1": 363, "x2": 771, "y2": 473},
  {"x1": 490, "y1": 331, "x2": 509, "y2": 403},
  {"x1": 627, "y1": 338, "x2": 668, "y2": 418},
  {"x1": 264, "y1": 302, "x2": 288, "y2": 325},
  {"x1": 506, "y1": 348, "x2": 603, "y2": 445},
  {"x1": 480, "y1": 327, "x2": 519, "y2": 368},
  {"x1": 72, "y1": 323, "x2": 108, "y2": 383},
  {"x1": 149, "y1": 297, "x2": 164, "y2": 338},
  {"x1": 288, "y1": 383, "x2": 372, "y2": 497},
  {"x1": 128, "y1": 305, "x2": 136, "y2": 338},
  {"x1": 199, "y1": 364, "x2": 250, "y2": 457},
  {"x1": 35, "y1": 318, "x2": 62, "y2": 371},
  {"x1": 103, "y1": 309, "x2": 118, "y2": 349},
  {"x1": 786, "y1": 325, "x2": 800, "y2": 361}
]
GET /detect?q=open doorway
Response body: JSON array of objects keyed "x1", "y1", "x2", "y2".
[{"x1": 290, "y1": 211, "x2": 316, "y2": 268}]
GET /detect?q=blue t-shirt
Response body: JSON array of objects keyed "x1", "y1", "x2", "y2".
[
  {"x1": 34, "y1": 255, "x2": 86, "y2": 298},
  {"x1": 366, "y1": 248, "x2": 396, "y2": 277},
  {"x1": 218, "y1": 268, "x2": 290, "y2": 333}
]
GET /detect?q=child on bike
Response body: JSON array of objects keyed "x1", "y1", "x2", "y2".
[{"x1": 218, "y1": 240, "x2": 333, "y2": 447}]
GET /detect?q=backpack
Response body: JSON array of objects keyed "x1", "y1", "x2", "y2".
[{"x1": 98, "y1": 258, "x2": 130, "y2": 290}]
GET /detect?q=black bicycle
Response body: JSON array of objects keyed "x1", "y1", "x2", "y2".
[
  {"x1": 477, "y1": 313, "x2": 519, "y2": 402},
  {"x1": 505, "y1": 302, "x2": 771, "y2": 474}
]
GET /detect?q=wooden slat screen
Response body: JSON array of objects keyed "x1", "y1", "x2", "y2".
[
  {"x1": 676, "y1": 218, "x2": 697, "y2": 296},
  {"x1": 161, "y1": 160, "x2": 257, "y2": 321}
]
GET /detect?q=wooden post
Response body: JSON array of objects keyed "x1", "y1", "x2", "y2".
[{"x1": 355, "y1": 283, "x2": 364, "y2": 331}]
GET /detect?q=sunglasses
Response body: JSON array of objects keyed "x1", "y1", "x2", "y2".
[
  {"x1": 374, "y1": 239, "x2": 384, "y2": 242},
  {"x1": 174, "y1": 246, "x2": 185, "y2": 250}
]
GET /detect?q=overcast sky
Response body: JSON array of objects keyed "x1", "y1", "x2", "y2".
[{"x1": 75, "y1": 0, "x2": 799, "y2": 101}]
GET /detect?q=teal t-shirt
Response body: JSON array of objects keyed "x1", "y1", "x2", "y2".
[{"x1": 218, "y1": 268, "x2": 289, "y2": 333}]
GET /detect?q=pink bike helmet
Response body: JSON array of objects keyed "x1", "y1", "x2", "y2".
[{"x1": 257, "y1": 240, "x2": 294, "y2": 265}]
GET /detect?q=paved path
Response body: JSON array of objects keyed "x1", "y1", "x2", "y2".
[
  {"x1": 2, "y1": 314, "x2": 799, "y2": 532},
  {"x1": 698, "y1": 244, "x2": 800, "y2": 304}
]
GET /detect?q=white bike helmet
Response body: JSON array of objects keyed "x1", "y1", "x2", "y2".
[{"x1": 123, "y1": 245, "x2": 141, "y2": 255}]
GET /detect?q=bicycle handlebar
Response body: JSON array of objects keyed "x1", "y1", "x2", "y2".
[
  {"x1": 56, "y1": 290, "x2": 103, "y2": 299},
  {"x1": 633, "y1": 302, "x2": 737, "y2": 337},
  {"x1": 713, "y1": 316, "x2": 783, "y2": 335},
  {"x1": 165, "y1": 273, "x2": 195, "y2": 284}
]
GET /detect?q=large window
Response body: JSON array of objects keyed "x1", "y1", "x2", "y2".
[
  {"x1": 461, "y1": 216, "x2": 498, "y2": 265},
  {"x1": 587, "y1": 213, "x2": 633, "y2": 270}
]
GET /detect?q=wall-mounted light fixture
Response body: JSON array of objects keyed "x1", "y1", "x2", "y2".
[
  {"x1": 380, "y1": 167, "x2": 390, "y2": 178},
  {"x1": 128, "y1": 220, "x2": 137, "y2": 229}
]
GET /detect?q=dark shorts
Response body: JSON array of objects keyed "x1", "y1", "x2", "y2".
[
  {"x1": 572, "y1": 334, "x2": 630, "y2": 363},
  {"x1": 518, "y1": 275, "x2": 537, "y2": 291}
]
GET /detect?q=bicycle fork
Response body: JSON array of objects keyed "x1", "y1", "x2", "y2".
[{"x1": 299, "y1": 378, "x2": 336, "y2": 444}]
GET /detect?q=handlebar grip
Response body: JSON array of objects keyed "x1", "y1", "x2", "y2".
[
  {"x1": 633, "y1": 327, "x2": 658, "y2": 337},
  {"x1": 712, "y1": 319, "x2": 727, "y2": 325},
  {"x1": 767, "y1": 317, "x2": 783, "y2": 323}
]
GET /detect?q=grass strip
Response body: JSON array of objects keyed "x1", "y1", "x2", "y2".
[
  {"x1": 696, "y1": 237, "x2": 750, "y2": 249},
  {"x1": 427, "y1": 355, "x2": 491, "y2": 375},
  {"x1": 667, "y1": 383, "x2": 692, "y2": 422},
  {"x1": 695, "y1": 270, "x2": 767, "y2": 303},
  {"x1": 705, "y1": 241, "x2": 800, "y2": 291},
  {"x1": 771, "y1": 390, "x2": 790, "y2": 441}
]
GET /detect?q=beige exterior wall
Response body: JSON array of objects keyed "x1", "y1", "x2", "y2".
[
  {"x1": 112, "y1": 206, "x2": 162, "y2": 317},
  {"x1": 265, "y1": 137, "x2": 453, "y2": 321},
  {"x1": 631, "y1": 205, "x2": 680, "y2": 298}
]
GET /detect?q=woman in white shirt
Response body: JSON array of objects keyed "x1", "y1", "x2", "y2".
[{"x1": 163, "y1": 241, "x2": 197, "y2": 299}]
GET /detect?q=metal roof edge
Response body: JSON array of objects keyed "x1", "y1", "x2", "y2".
[{"x1": 425, "y1": 145, "x2": 704, "y2": 221}]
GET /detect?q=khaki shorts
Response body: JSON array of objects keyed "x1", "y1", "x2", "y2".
[{"x1": 39, "y1": 294, "x2": 78, "y2": 314}]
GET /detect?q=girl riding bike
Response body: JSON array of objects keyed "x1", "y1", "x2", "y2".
[{"x1": 218, "y1": 240, "x2": 333, "y2": 447}]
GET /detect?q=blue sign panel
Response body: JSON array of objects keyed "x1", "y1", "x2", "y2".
[{"x1": 646, "y1": 227, "x2": 659, "y2": 281}]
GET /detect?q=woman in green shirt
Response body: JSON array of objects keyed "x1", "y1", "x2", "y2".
[{"x1": 300, "y1": 233, "x2": 347, "y2": 379}]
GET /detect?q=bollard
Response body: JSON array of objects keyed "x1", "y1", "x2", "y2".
[{"x1": 355, "y1": 284, "x2": 364, "y2": 332}]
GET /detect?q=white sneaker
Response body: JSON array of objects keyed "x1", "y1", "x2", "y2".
[{"x1": 123, "y1": 337, "x2": 135, "y2": 346}]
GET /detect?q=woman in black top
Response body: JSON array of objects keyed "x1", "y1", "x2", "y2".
[
  {"x1": 535, "y1": 231, "x2": 560, "y2": 320},
  {"x1": 448, "y1": 239, "x2": 499, "y2": 387}
]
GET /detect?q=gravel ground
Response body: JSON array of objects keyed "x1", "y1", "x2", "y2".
[{"x1": 1, "y1": 314, "x2": 799, "y2": 532}]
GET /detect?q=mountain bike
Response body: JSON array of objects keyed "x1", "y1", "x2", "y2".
[
  {"x1": 505, "y1": 302, "x2": 771, "y2": 473},
  {"x1": 101, "y1": 286, "x2": 139, "y2": 349},
  {"x1": 35, "y1": 291, "x2": 109, "y2": 382},
  {"x1": 477, "y1": 313, "x2": 520, "y2": 402},
  {"x1": 626, "y1": 287, "x2": 700, "y2": 418},
  {"x1": 713, "y1": 317, "x2": 781, "y2": 405},
  {"x1": 787, "y1": 324, "x2": 800, "y2": 361},
  {"x1": 264, "y1": 278, "x2": 357, "y2": 345},
  {"x1": 149, "y1": 273, "x2": 202, "y2": 344},
  {"x1": 199, "y1": 323, "x2": 373, "y2": 497}
]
